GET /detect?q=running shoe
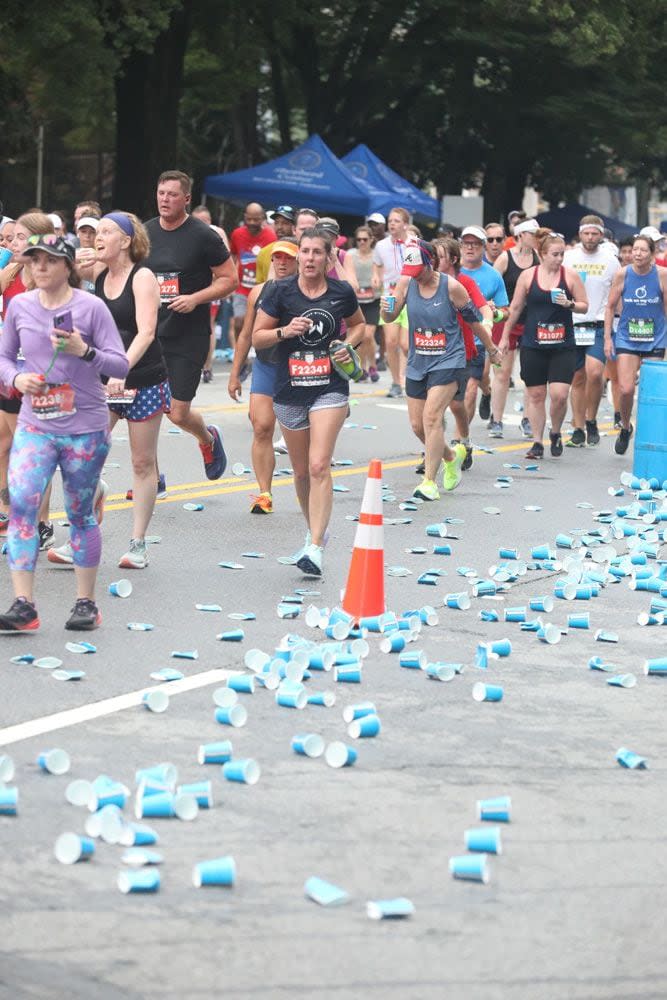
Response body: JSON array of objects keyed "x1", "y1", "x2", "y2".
[
  {"x1": 443, "y1": 443, "x2": 466, "y2": 492},
  {"x1": 48, "y1": 542, "x2": 74, "y2": 567},
  {"x1": 550, "y1": 432, "x2": 563, "y2": 457},
  {"x1": 200, "y1": 425, "x2": 227, "y2": 480},
  {"x1": 461, "y1": 445, "x2": 474, "y2": 472},
  {"x1": 94, "y1": 479, "x2": 108, "y2": 523},
  {"x1": 415, "y1": 452, "x2": 425, "y2": 476},
  {"x1": 368, "y1": 366, "x2": 380, "y2": 383},
  {"x1": 273, "y1": 437, "x2": 289, "y2": 455},
  {"x1": 65, "y1": 598, "x2": 101, "y2": 631},
  {"x1": 375, "y1": 357, "x2": 387, "y2": 372},
  {"x1": 566, "y1": 428, "x2": 585, "y2": 448},
  {"x1": 0, "y1": 512, "x2": 8, "y2": 535},
  {"x1": 478, "y1": 393, "x2": 491, "y2": 421},
  {"x1": 119, "y1": 539, "x2": 148, "y2": 570},
  {"x1": 615, "y1": 424, "x2": 633, "y2": 455},
  {"x1": 586, "y1": 419, "x2": 600, "y2": 447},
  {"x1": 525, "y1": 442, "x2": 544, "y2": 460},
  {"x1": 520, "y1": 417, "x2": 532, "y2": 438},
  {"x1": 386, "y1": 383, "x2": 403, "y2": 398},
  {"x1": 38, "y1": 521, "x2": 54, "y2": 551},
  {"x1": 0, "y1": 596, "x2": 40, "y2": 633},
  {"x1": 250, "y1": 492, "x2": 273, "y2": 514},
  {"x1": 488, "y1": 420, "x2": 503, "y2": 438},
  {"x1": 614, "y1": 411, "x2": 622, "y2": 430},
  {"x1": 202, "y1": 368, "x2": 213, "y2": 383},
  {"x1": 296, "y1": 542, "x2": 323, "y2": 578},
  {"x1": 156, "y1": 474, "x2": 167, "y2": 500},
  {"x1": 413, "y1": 478, "x2": 440, "y2": 502}
]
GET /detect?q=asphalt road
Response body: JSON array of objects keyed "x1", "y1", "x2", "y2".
[{"x1": 1, "y1": 363, "x2": 666, "y2": 1000}]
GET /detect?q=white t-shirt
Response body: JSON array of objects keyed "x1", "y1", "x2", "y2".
[
  {"x1": 372, "y1": 236, "x2": 405, "y2": 290},
  {"x1": 563, "y1": 245, "x2": 620, "y2": 323}
]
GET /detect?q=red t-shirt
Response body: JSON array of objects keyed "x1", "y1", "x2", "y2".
[
  {"x1": 455, "y1": 272, "x2": 486, "y2": 360},
  {"x1": 1, "y1": 271, "x2": 26, "y2": 319},
  {"x1": 229, "y1": 225, "x2": 276, "y2": 296}
]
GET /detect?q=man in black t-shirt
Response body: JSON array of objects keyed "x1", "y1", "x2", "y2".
[{"x1": 145, "y1": 170, "x2": 238, "y2": 479}]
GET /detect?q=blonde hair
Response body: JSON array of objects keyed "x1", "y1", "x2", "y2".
[
  {"x1": 1, "y1": 211, "x2": 54, "y2": 291},
  {"x1": 125, "y1": 213, "x2": 150, "y2": 263}
]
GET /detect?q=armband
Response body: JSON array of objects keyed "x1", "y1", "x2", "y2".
[{"x1": 458, "y1": 301, "x2": 482, "y2": 324}]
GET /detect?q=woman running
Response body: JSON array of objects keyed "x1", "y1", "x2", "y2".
[{"x1": 343, "y1": 225, "x2": 381, "y2": 381}]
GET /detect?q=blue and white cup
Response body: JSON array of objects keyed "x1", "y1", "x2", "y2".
[
  {"x1": 473, "y1": 682, "x2": 504, "y2": 703},
  {"x1": 473, "y1": 580, "x2": 497, "y2": 597},
  {"x1": 477, "y1": 795, "x2": 511, "y2": 822},
  {"x1": 308, "y1": 649, "x2": 335, "y2": 671},
  {"x1": 555, "y1": 533, "x2": 577, "y2": 549},
  {"x1": 644, "y1": 656, "x2": 667, "y2": 676},
  {"x1": 325, "y1": 621, "x2": 350, "y2": 641},
  {"x1": 117, "y1": 869, "x2": 161, "y2": 894},
  {"x1": 489, "y1": 638, "x2": 511, "y2": 657},
  {"x1": 380, "y1": 633, "x2": 406, "y2": 654},
  {"x1": 142, "y1": 690, "x2": 169, "y2": 714},
  {"x1": 425, "y1": 663, "x2": 457, "y2": 682},
  {"x1": 222, "y1": 759, "x2": 261, "y2": 785},
  {"x1": 198, "y1": 740, "x2": 233, "y2": 765},
  {"x1": 464, "y1": 826, "x2": 502, "y2": 854},
  {"x1": 480, "y1": 609, "x2": 499, "y2": 623},
  {"x1": 449, "y1": 854, "x2": 490, "y2": 883},
  {"x1": 304, "y1": 876, "x2": 350, "y2": 907},
  {"x1": 119, "y1": 823, "x2": 159, "y2": 847},
  {"x1": 324, "y1": 742, "x2": 357, "y2": 768},
  {"x1": 366, "y1": 897, "x2": 415, "y2": 919},
  {"x1": 212, "y1": 687, "x2": 238, "y2": 708},
  {"x1": 595, "y1": 629, "x2": 619, "y2": 643},
  {"x1": 531, "y1": 544, "x2": 553, "y2": 560},
  {"x1": 177, "y1": 781, "x2": 213, "y2": 808},
  {"x1": 433, "y1": 543, "x2": 452, "y2": 555},
  {"x1": 554, "y1": 580, "x2": 577, "y2": 600},
  {"x1": 0, "y1": 787, "x2": 18, "y2": 815},
  {"x1": 85, "y1": 803, "x2": 124, "y2": 843},
  {"x1": 334, "y1": 666, "x2": 362, "y2": 684},
  {"x1": 37, "y1": 748, "x2": 71, "y2": 775},
  {"x1": 475, "y1": 643, "x2": 490, "y2": 669},
  {"x1": 426, "y1": 523, "x2": 448, "y2": 538},
  {"x1": 498, "y1": 547, "x2": 519, "y2": 560},
  {"x1": 193, "y1": 855, "x2": 236, "y2": 887},
  {"x1": 616, "y1": 747, "x2": 648, "y2": 769},
  {"x1": 399, "y1": 650, "x2": 425, "y2": 670},
  {"x1": 291, "y1": 734, "x2": 325, "y2": 758},
  {"x1": 537, "y1": 624, "x2": 561, "y2": 645},
  {"x1": 54, "y1": 832, "x2": 95, "y2": 865},
  {"x1": 530, "y1": 596, "x2": 554, "y2": 613},
  {"x1": 65, "y1": 778, "x2": 93, "y2": 807},
  {"x1": 445, "y1": 592, "x2": 471, "y2": 610},
  {"x1": 504, "y1": 607, "x2": 526, "y2": 623},
  {"x1": 607, "y1": 673, "x2": 637, "y2": 688},
  {"x1": 307, "y1": 690, "x2": 336, "y2": 707},
  {"x1": 275, "y1": 683, "x2": 308, "y2": 708},
  {"x1": 134, "y1": 791, "x2": 177, "y2": 819},
  {"x1": 217, "y1": 629, "x2": 245, "y2": 642},
  {"x1": 109, "y1": 579, "x2": 132, "y2": 598},
  {"x1": 567, "y1": 613, "x2": 590, "y2": 629},
  {"x1": 0, "y1": 754, "x2": 15, "y2": 783},
  {"x1": 342, "y1": 702, "x2": 376, "y2": 723},
  {"x1": 227, "y1": 675, "x2": 255, "y2": 695},
  {"x1": 347, "y1": 714, "x2": 381, "y2": 739},
  {"x1": 215, "y1": 704, "x2": 248, "y2": 727}
]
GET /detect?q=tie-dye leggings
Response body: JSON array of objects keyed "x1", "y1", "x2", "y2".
[{"x1": 7, "y1": 424, "x2": 110, "y2": 572}]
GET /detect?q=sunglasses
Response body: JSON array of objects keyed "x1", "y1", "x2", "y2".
[
  {"x1": 28, "y1": 233, "x2": 60, "y2": 246},
  {"x1": 486, "y1": 236, "x2": 504, "y2": 244},
  {"x1": 356, "y1": 237, "x2": 370, "y2": 242}
]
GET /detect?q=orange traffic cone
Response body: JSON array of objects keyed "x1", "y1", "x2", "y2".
[{"x1": 342, "y1": 459, "x2": 385, "y2": 621}]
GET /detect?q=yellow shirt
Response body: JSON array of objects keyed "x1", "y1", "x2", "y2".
[{"x1": 255, "y1": 242, "x2": 277, "y2": 284}]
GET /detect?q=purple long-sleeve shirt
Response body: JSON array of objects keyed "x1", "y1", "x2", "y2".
[{"x1": 0, "y1": 288, "x2": 129, "y2": 434}]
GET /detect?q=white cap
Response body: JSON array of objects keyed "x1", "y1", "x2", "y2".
[
  {"x1": 639, "y1": 226, "x2": 666, "y2": 243},
  {"x1": 514, "y1": 218, "x2": 540, "y2": 235},
  {"x1": 461, "y1": 225, "x2": 487, "y2": 242},
  {"x1": 76, "y1": 216, "x2": 99, "y2": 232},
  {"x1": 47, "y1": 213, "x2": 63, "y2": 230},
  {"x1": 366, "y1": 212, "x2": 386, "y2": 224}
]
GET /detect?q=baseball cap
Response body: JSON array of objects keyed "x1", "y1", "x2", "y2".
[
  {"x1": 507, "y1": 209, "x2": 526, "y2": 221},
  {"x1": 271, "y1": 239, "x2": 298, "y2": 258},
  {"x1": 76, "y1": 216, "x2": 99, "y2": 232},
  {"x1": 514, "y1": 219, "x2": 540, "y2": 236},
  {"x1": 273, "y1": 204, "x2": 295, "y2": 223},
  {"x1": 316, "y1": 217, "x2": 340, "y2": 237},
  {"x1": 366, "y1": 212, "x2": 386, "y2": 224},
  {"x1": 639, "y1": 226, "x2": 666, "y2": 243},
  {"x1": 460, "y1": 226, "x2": 487, "y2": 243},
  {"x1": 23, "y1": 234, "x2": 76, "y2": 263},
  {"x1": 401, "y1": 239, "x2": 435, "y2": 276}
]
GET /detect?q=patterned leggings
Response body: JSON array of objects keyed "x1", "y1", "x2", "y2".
[{"x1": 8, "y1": 424, "x2": 110, "y2": 572}]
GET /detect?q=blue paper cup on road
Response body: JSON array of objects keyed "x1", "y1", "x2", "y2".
[
  {"x1": 473, "y1": 580, "x2": 497, "y2": 597},
  {"x1": 109, "y1": 579, "x2": 132, "y2": 598},
  {"x1": 475, "y1": 643, "x2": 490, "y2": 669},
  {"x1": 504, "y1": 607, "x2": 526, "y2": 623},
  {"x1": 119, "y1": 823, "x2": 159, "y2": 847},
  {"x1": 473, "y1": 682, "x2": 503, "y2": 703},
  {"x1": 425, "y1": 663, "x2": 457, "y2": 682},
  {"x1": 118, "y1": 869, "x2": 160, "y2": 894},
  {"x1": 498, "y1": 547, "x2": 519, "y2": 560},
  {"x1": 65, "y1": 778, "x2": 93, "y2": 807},
  {"x1": 530, "y1": 596, "x2": 554, "y2": 613},
  {"x1": 449, "y1": 854, "x2": 490, "y2": 883},
  {"x1": 445, "y1": 592, "x2": 471, "y2": 611},
  {"x1": 37, "y1": 748, "x2": 71, "y2": 775},
  {"x1": 380, "y1": 633, "x2": 406, "y2": 653},
  {"x1": 616, "y1": 747, "x2": 648, "y2": 769},
  {"x1": 325, "y1": 741, "x2": 357, "y2": 768},
  {"x1": 227, "y1": 675, "x2": 255, "y2": 695},
  {"x1": 644, "y1": 656, "x2": 667, "y2": 676},
  {"x1": 307, "y1": 690, "x2": 336, "y2": 707},
  {"x1": 334, "y1": 666, "x2": 362, "y2": 684},
  {"x1": 464, "y1": 826, "x2": 502, "y2": 854},
  {"x1": 480, "y1": 609, "x2": 500, "y2": 622},
  {"x1": 54, "y1": 832, "x2": 95, "y2": 865},
  {"x1": 477, "y1": 796, "x2": 511, "y2": 822},
  {"x1": 193, "y1": 855, "x2": 236, "y2": 887},
  {"x1": 135, "y1": 791, "x2": 176, "y2": 819},
  {"x1": 86, "y1": 803, "x2": 124, "y2": 842},
  {"x1": 198, "y1": 741, "x2": 233, "y2": 765},
  {"x1": 142, "y1": 690, "x2": 169, "y2": 714},
  {"x1": 218, "y1": 629, "x2": 245, "y2": 642},
  {"x1": 595, "y1": 629, "x2": 619, "y2": 643},
  {"x1": 305, "y1": 876, "x2": 350, "y2": 907},
  {"x1": 554, "y1": 581, "x2": 577, "y2": 600},
  {"x1": 177, "y1": 781, "x2": 213, "y2": 808},
  {"x1": 325, "y1": 621, "x2": 350, "y2": 641},
  {"x1": 348, "y1": 713, "x2": 381, "y2": 739},
  {"x1": 531, "y1": 544, "x2": 553, "y2": 560},
  {"x1": 342, "y1": 702, "x2": 376, "y2": 723},
  {"x1": 222, "y1": 758, "x2": 261, "y2": 785},
  {"x1": 537, "y1": 624, "x2": 561, "y2": 645},
  {"x1": 433, "y1": 543, "x2": 452, "y2": 555},
  {"x1": 213, "y1": 687, "x2": 238, "y2": 708},
  {"x1": 568, "y1": 613, "x2": 590, "y2": 629},
  {"x1": 135, "y1": 763, "x2": 177, "y2": 788},
  {"x1": 276, "y1": 683, "x2": 308, "y2": 708},
  {"x1": 366, "y1": 897, "x2": 415, "y2": 919},
  {"x1": 0, "y1": 787, "x2": 18, "y2": 815},
  {"x1": 489, "y1": 638, "x2": 511, "y2": 657},
  {"x1": 0, "y1": 754, "x2": 15, "y2": 783},
  {"x1": 399, "y1": 650, "x2": 426, "y2": 670},
  {"x1": 291, "y1": 733, "x2": 325, "y2": 758},
  {"x1": 215, "y1": 704, "x2": 248, "y2": 727},
  {"x1": 607, "y1": 673, "x2": 637, "y2": 688}
]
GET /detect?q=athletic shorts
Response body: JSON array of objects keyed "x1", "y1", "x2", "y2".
[
  {"x1": 520, "y1": 346, "x2": 577, "y2": 387},
  {"x1": 574, "y1": 325, "x2": 606, "y2": 370},
  {"x1": 250, "y1": 358, "x2": 277, "y2": 397},
  {"x1": 466, "y1": 350, "x2": 485, "y2": 382},
  {"x1": 232, "y1": 292, "x2": 249, "y2": 319},
  {"x1": 160, "y1": 337, "x2": 209, "y2": 402},
  {"x1": 273, "y1": 392, "x2": 349, "y2": 431},
  {"x1": 614, "y1": 346, "x2": 666, "y2": 359},
  {"x1": 380, "y1": 306, "x2": 408, "y2": 330},
  {"x1": 360, "y1": 299, "x2": 380, "y2": 326},
  {"x1": 492, "y1": 322, "x2": 523, "y2": 352},
  {"x1": 108, "y1": 380, "x2": 171, "y2": 422},
  {"x1": 405, "y1": 367, "x2": 467, "y2": 401},
  {"x1": 0, "y1": 394, "x2": 21, "y2": 415}
]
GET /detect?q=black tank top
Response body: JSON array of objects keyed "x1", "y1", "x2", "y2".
[
  {"x1": 522, "y1": 266, "x2": 575, "y2": 350},
  {"x1": 95, "y1": 264, "x2": 167, "y2": 389},
  {"x1": 504, "y1": 249, "x2": 539, "y2": 325}
]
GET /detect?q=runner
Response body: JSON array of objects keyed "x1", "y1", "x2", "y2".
[
  {"x1": 227, "y1": 239, "x2": 299, "y2": 514},
  {"x1": 604, "y1": 234, "x2": 667, "y2": 455},
  {"x1": 252, "y1": 227, "x2": 364, "y2": 577},
  {"x1": 255, "y1": 206, "x2": 296, "y2": 283},
  {"x1": 501, "y1": 232, "x2": 587, "y2": 459},
  {"x1": 484, "y1": 223, "x2": 506, "y2": 265},
  {"x1": 563, "y1": 215, "x2": 620, "y2": 447},
  {"x1": 343, "y1": 224, "x2": 381, "y2": 381},
  {"x1": 373, "y1": 207, "x2": 411, "y2": 397},
  {"x1": 491, "y1": 218, "x2": 541, "y2": 438},
  {"x1": 0, "y1": 235, "x2": 128, "y2": 632},
  {"x1": 229, "y1": 203, "x2": 276, "y2": 349},
  {"x1": 145, "y1": 170, "x2": 237, "y2": 479},
  {"x1": 383, "y1": 239, "x2": 501, "y2": 501}
]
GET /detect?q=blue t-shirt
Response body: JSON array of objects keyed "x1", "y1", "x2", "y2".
[
  {"x1": 614, "y1": 265, "x2": 666, "y2": 352},
  {"x1": 459, "y1": 261, "x2": 508, "y2": 349},
  {"x1": 405, "y1": 274, "x2": 465, "y2": 377},
  {"x1": 259, "y1": 275, "x2": 358, "y2": 404}
]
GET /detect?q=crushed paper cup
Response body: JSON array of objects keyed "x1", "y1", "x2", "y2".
[
  {"x1": 607, "y1": 674, "x2": 637, "y2": 688},
  {"x1": 171, "y1": 650, "x2": 198, "y2": 659},
  {"x1": 52, "y1": 669, "x2": 86, "y2": 681},
  {"x1": 149, "y1": 668, "x2": 184, "y2": 683},
  {"x1": 65, "y1": 641, "x2": 96, "y2": 654},
  {"x1": 366, "y1": 897, "x2": 415, "y2": 919},
  {"x1": 183, "y1": 503, "x2": 204, "y2": 511},
  {"x1": 304, "y1": 876, "x2": 350, "y2": 906},
  {"x1": 425, "y1": 663, "x2": 457, "y2": 682},
  {"x1": 196, "y1": 603, "x2": 222, "y2": 612},
  {"x1": 616, "y1": 748, "x2": 648, "y2": 769},
  {"x1": 595, "y1": 629, "x2": 619, "y2": 643},
  {"x1": 34, "y1": 657, "x2": 63, "y2": 670},
  {"x1": 127, "y1": 622, "x2": 154, "y2": 631},
  {"x1": 121, "y1": 848, "x2": 163, "y2": 867}
]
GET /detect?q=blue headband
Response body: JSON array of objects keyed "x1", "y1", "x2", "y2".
[{"x1": 102, "y1": 212, "x2": 134, "y2": 237}]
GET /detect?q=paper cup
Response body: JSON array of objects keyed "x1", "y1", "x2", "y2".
[
  {"x1": 37, "y1": 748, "x2": 71, "y2": 775},
  {"x1": 198, "y1": 740, "x2": 233, "y2": 765},
  {"x1": 109, "y1": 579, "x2": 132, "y2": 598},
  {"x1": 222, "y1": 759, "x2": 260, "y2": 785},
  {"x1": 0, "y1": 754, "x2": 15, "y2": 783},
  {"x1": 567, "y1": 613, "x2": 590, "y2": 629},
  {"x1": 119, "y1": 822, "x2": 159, "y2": 847},
  {"x1": 177, "y1": 781, "x2": 213, "y2": 808},
  {"x1": 464, "y1": 826, "x2": 502, "y2": 854},
  {"x1": 449, "y1": 854, "x2": 489, "y2": 883},
  {"x1": 291, "y1": 734, "x2": 325, "y2": 758},
  {"x1": 607, "y1": 673, "x2": 637, "y2": 688},
  {"x1": 334, "y1": 667, "x2": 362, "y2": 684},
  {"x1": 347, "y1": 714, "x2": 381, "y2": 739},
  {"x1": 477, "y1": 795, "x2": 511, "y2": 822},
  {"x1": 214, "y1": 704, "x2": 248, "y2": 727},
  {"x1": 213, "y1": 687, "x2": 239, "y2": 708},
  {"x1": 342, "y1": 702, "x2": 376, "y2": 723},
  {"x1": 537, "y1": 624, "x2": 561, "y2": 645},
  {"x1": 644, "y1": 656, "x2": 667, "y2": 676},
  {"x1": 425, "y1": 663, "x2": 457, "y2": 682},
  {"x1": 366, "y1": 897, "x2": 415, "y2": 919},
  {"x1": 117, "y1": 869, "x2": 160, "y2": 893},
  {"x1": 65, "y1": 778, "x2": 93, "y2": 807},
  {"x1": 380, "y1": 633, "x2": 406, "y2": 654},
  {"x1": 324, "y1": 742, "x2": 357, "y2": 768},
  {"x1": 399, "y1": 650, "x2": 426, "y2": 670},
  {"x1": 275, "y1": 683, "x2": 308, "y2": 708},
  {"x1": 135, "y1": 763, "x2": 177, "y2": 788},
  {"x1": 0, "y1": 787, "x2": 18, "y2": 815},
  {"x1": 445, "y1": 593, "x2": 471, "y2": 610},
  {"x1": 472, "y1": 682, "x2": 503, "y2": 703},
  {"x1": 616, "y1": 747, "x2": 648, "y2": 769},
  {"x1": 227, "y1": 675, "x2": 255, "y2": 695},
  {"x1": 530, "y1": 596, "x2": 554, "y2": 613},
  {"x1": 307, "y1": 691, "x2": 336, "y2": 707},
  {"x1": 193, "y1": 855, "x2": 236, "y2": 887},
  {"x1": 142, "y1": 690, "x2": 169, "y2": 714},
  {"x1": 54, "y1": 832, "x2": 95, "y2": 865}
]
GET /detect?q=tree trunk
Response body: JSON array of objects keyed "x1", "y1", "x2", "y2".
[
  {"x1": 482, "y1": 163, "x2": 527, "y2": 225},
  {"x1": 112, "y1": 7, "x2": 192, "y2": 219}
]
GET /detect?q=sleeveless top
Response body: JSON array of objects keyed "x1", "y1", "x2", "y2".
[
  {"x1": 504, "y1": 249, "x2": 539, "y2": 325},
  {"x1": 348, "y1": 249, "x2": 379, "y2": 303},
  {"x1": 615, "y1": 265, "x2": 666, "y2": 352},
  {"x1": 406, "y1": 273, "x2": 465, "y2": 377},
  {"x1": 522, "y1": 266, "x2": 575, "y2": 350},
  {"x1": 95, "y1": 264, "x2": 166, "y2": 389}
]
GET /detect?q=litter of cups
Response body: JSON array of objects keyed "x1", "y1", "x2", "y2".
[
  {"x1": 109, "y1": 579, "x2": 132, "y2": 598},
  {"x1": 54, "y1": 832, "x2": 95, "y2": 865},
  {"x1": 37, "y1": 748, "x2": 71, "y2": 775},
  {"x1": 193, "y1": 856, "x2": 236, "y2": 888}
]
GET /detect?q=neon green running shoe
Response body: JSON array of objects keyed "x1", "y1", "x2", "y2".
[
  {"x1": 443, "y1": 443, "x2": 466, "y2": 492},
  {"x1": 413, "y1": 478, "x2": 440, "y2": 501}
]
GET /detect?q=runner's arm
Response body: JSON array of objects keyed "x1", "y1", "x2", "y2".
[
  {"x1": 252, "y1": 309, "x2": 314, "y2": 349},
  {"x1": 563, "y1": 268, "x2": 588, "y2": 314},
  {"x1": 228, "y1": 284, "x2": 261, "y2": 400},
  {"x1": 380, "y1": 275, "x2": 408, "y2": 322}
]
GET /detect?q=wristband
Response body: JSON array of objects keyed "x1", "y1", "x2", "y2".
[
  {"x1": 82, "y1": 346, "x2": 96, "y2": 362},
  {"x1": 276, "y1": 328, "x2": 283, "y2": 340}
]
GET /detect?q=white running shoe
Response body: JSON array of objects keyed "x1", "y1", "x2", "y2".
[
  {"x1": 273, "y1": 436, "x2": 289, "y2": 455},
  {"x1": 296, "y1": 543, "x2": 323, "y2": 578},
  {"x1": 47, "y1": 541, "x2": 74, "y2": 567}
]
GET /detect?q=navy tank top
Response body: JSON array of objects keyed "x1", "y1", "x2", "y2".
[
  {"x1": 522, "y1": 266, "x2": 575, "y2": 349},
  {"x1": 406, "y1": 273, "x2": 465, "y2": 377}
]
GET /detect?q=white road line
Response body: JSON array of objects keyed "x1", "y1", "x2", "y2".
[
  {"x1": 0, "y1": 667, "x2": 237, "y2": 747},
  {"x1": 376, "y1": 403, "x2": 409, "y2": 411}
]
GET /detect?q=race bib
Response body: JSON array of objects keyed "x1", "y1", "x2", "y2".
[
  {"x1": 157, "y1": 272, "x2": 180, "y2": 302},
  {"x1": 240, "y1": 252, "x2": 258, "y2": 290},
  {"x1": 357, "y1": 286, "x2": 375, "y2": 302},
  {"x1": 106, "y1": 388, "x2": 138, "y2": 406},
  {"x1": 288, "y1": 351, "x2": 332, "y2": 387},
  {"x1": 414, "y1": 328, "x2": 447, "y2": 354},
  {"x1": 574, "y1": 325, "x2": 596, "y2": 347},
  {"x1": 537, "y1": 323, "x2": 566, "y2": 344},
  {"x1": 33, "y1": 383, "x2": 76, "y2": 420},
  {"x1": 628, "y1": 318, "x2": 654, "y2": 342}
]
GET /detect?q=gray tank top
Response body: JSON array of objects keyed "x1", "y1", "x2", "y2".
[{"x1": 406, "y1": 273, "x2": 465, "y2": 377}]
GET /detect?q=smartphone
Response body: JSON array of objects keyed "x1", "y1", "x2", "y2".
[{"x1": 54, "y1": 311, "x2": 73, "y2": 333}]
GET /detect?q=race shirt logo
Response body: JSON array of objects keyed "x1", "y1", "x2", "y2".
[
  {"x1": 288, "y1": 350, "x2": 332, "y2": 387},
  {"x1": 536, "y1": 323, "x2": 566, "y2": 344},
  {"x1": 156, "y1": 272, "x2": 180, "y2": 302},
  {"x1": 300, "y1": 308, "x2": 336, "y2": 347},
  {"x1": 33, "y1": 383, "x2": 76, "y2": 420},
  {"x1": 414, "y1": 327, "x2": 447, "y2": 354}
]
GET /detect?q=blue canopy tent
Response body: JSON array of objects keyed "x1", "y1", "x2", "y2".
[
  {"x1": 536, "y1": 203, "x2": 636, "y2": 241},
  {"x1": 342, "y1": 144, "x2": 439, "y2": 221},
  {"x1": 203, "y1": 134, "x2": 396, "y2": 217}
]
